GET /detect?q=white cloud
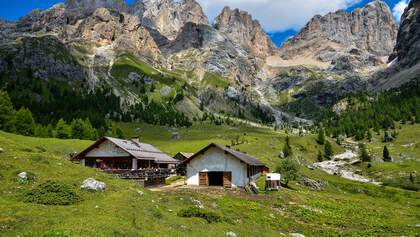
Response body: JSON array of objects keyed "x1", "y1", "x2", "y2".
[
  {"x1": 392, "y1": 0, "x2": 409, "y2": 23},
  {"x1": 196, "y1": 0, "x2": 362, "y2": 32}
]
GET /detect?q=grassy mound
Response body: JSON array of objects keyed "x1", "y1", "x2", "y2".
[{"x1": 24, "y1": 180, "x2": 80, "y2": 205}]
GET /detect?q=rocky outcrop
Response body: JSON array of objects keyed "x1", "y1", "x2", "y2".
[
  {"x1": 280, "y1": 0, "x2": 398, "y2": 61},
  {"x1": 0, "y1": 36, "x2": 84, "y2": 82},
  {"x1": 81, "y1": 178, "x2": 106, "y2": 192},
  {"x1": 142, "y1": 0, "x2": 210, "y2": 41},
  {"x1": 214, "y1": 7, "x2": 278, "y2": 58},
  {"x1": 390, "y1": 0, "x2": 420, "y2": 68},
  {"x1": 0, "y1": 3, "x2": 162, "y2": 64}
]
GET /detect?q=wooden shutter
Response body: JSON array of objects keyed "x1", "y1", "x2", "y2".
[
  {"x1": 223, "y1": 172, "x2": 232, "y2": 188},
  {"x1": 199, "y1": 172, "x2": 208, "y2": 186}
]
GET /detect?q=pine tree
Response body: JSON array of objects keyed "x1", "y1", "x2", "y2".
[
  {"x1": 317, "y1": 150, "x2": 323, "y2": 162},
  {"x1": 383, "y1": 146, "x2": 391, "y2": 162},
  {"x1": 15, "y1": 107, "x2": 35, "y2": 136},
  {"x1": 34, "y1": 124, "x2": 49, "y2": 138},
  {"x1": 56, "y1": 118, "x2": 71, "y2": 139},
  {"x1": 283, "y1": 136, "x2": 292, "y2": 157},
  {"x1": 82, "y1": 118, "x2": 95, "y2": 140},
  {"x1": 324, "y1": 140, "x2": 334, "y2": 159},
  {"x1": 0, "y1": 91, "x2": 16, "y2": 132},
  {"x1": 367, "y1": 130, "x2": 372, "y2": 142},
  {"x1": 71, "y1": 119, "x2": 85, "y2": 139},
  {"x1": 47, "y1": 124, "x2": 54, "y2": 137},
  {"x1": 317, "y1": 128, "x2": 325, "y2": 145},
  {"x1": 359, "y1": 143, "x2": 371, "y2": 162}
]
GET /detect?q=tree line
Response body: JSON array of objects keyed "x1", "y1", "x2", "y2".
[
  {"x1": 0, "y1": 91, "x2": 123, "y2": 140},
  {"x1": 317, "y1": 78, "x2": 420, "y2": 140}
]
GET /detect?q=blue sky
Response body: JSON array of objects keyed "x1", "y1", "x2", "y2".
[{"x1": 0, "y1": 0, "x2": 408, "y2": 47}]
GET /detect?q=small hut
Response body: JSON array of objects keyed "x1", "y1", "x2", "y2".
[
  {"x1": 265, "y1": 173, "x2": 281, "y2": 191},
  {"x1": 182, "y1": 143, "x2": 269, "y2": 188}
]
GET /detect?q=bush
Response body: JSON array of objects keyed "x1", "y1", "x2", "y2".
[
  {"x1": 24, "y1": 180, "x2": 80, "y2": 205},
  {"x1": 178, "y1": 207, "x2": 225, "y2": 223},
  {"x1": 324, "y1": 140, "x2": 334, "y2": 159},
  {"x1": 359, "y1": 143, "x2": 371, "y2": 162},
  {"x1": 275, "y1": 158, "x2": 300, "y2": 187},
  {"x1": 41, "y1": 230, "x2": 74, "y2": 237}
]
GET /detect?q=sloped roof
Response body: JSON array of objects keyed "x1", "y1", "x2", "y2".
[
  {"x1": 182, "y1": 143, "x2": 269, "y2": 168},
  {"x1": 174, "y1": 152, "x2": 194, "y2": 159},
  {"x1": 74, "y1": 137, "x2": 178, "y2": 164}
]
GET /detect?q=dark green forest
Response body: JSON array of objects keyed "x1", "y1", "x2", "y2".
[{"x1": 318, "y1": 78, "x2": 420, "y2": 140}]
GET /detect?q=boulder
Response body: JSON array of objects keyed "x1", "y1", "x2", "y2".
[
  {"x1": 300, "y1": 177, "x2": 325, "y2": 190},
  {"x1": 137, "y1": 190, "x2": 144, "y2": 196},
  {"x1": 371, "y1": 156, "x2": 384, "y2": 163},
  {"x1": 384, "y1": 135, "x2": 394, "y2": 142},
  {"x1": 160, "y1": 86, "x2": 171, "y2": 96},
  {"x1": 289, "y1": 233, "x2": 306, "y2": 237},
  {"x1": 226, "y1": 232, "x2": 236, "y2": 237},
  {"x1": 18, "y1": 172, "x2": 27, "y2": 180},
  {"x1": 172, "y1": 132, "x2": 180, "y2": 139},
  {"x1": 81, "y1": 178, "x2": 106, "y2": 192},
  {"x1": 278, "y1": 151, "x2": 285, "y2": 158}
]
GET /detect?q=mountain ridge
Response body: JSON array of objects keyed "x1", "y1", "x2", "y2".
[{"x1": 0, "y1": 0, "x2": 418, "y2": 126}]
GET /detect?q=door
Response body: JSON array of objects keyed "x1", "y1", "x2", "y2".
[
  {"x1": 223, "y1": 172, "x2": 232, "y2": 188},
  {"x1": 199, "y1": 172, "x2": 208, "y2": 186}
]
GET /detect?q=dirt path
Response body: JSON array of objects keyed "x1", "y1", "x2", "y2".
[{"x1": 149, "y1": 179, "x2": 185, "y2": 192}]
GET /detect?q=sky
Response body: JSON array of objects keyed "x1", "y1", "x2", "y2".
[{"x1": 0, "y1": 0, "x2": 410, "y2": 47}]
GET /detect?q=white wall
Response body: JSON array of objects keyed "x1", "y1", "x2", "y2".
[
  {"x1": 86, "y1": 140, "x2": 129, "y2": 157},
  {"x1": 186, "y1": 147, "x2": 248, "y2": 187}
]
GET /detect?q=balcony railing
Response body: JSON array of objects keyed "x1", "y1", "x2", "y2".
[{"x1": 101, "y1": 168, "x2": 171, "y2": 179}]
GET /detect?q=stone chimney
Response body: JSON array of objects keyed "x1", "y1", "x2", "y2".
[{"x1": 131, "y1": 136, "x2": 139, "y2": 143}]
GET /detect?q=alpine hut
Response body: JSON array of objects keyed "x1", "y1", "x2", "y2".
[
  {"x1": 182, "y1": 143, "x2": 269, "y2": 188},
  {"x1": 72, "y1": 136, "x2": 178, "y2": 186}
]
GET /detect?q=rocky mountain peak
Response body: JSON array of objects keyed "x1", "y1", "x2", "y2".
[
  {"x1": 390, "y1": 0, "x2": 420, "y2": 68},
  {"x1": 64, "y1": 0, "x2": 130, "y2": 12},
  {"x1": 280, "y1": 0, "x2": 398, "y2": 63},
  {"x1": 214, "y1": 6, "x2": 278, "y2": 58},
  {"x1": 142, "y1": 0, "x2": 210, "y2": 40}
]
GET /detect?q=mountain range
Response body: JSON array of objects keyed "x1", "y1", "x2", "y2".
[{"x1": 0, "y1": 0, "x2": 419, "y2": 126}]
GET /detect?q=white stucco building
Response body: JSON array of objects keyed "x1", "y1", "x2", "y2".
[{"x1": 183, "y1": 143, "x2": 269, "y2": 188}]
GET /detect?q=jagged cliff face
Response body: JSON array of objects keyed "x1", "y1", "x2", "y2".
[
  {"x1": 142, "y1": 0, "x2": 210, "y2": 41},
  {"x1": 214, "y1": 7, "x2": 278, "y2": 58},
  {"x1": 391, "y1": 0, "x2": 420, "y2": 68},
  {"x1": 0, "y1": 0, "x2": 274, "y2": 83},
  {"x1": 280, "y1": 0, "x2": 398, "y2": 65},
  {"x1": 1, "y1": 0, "x2": 416, "y2": 125}
]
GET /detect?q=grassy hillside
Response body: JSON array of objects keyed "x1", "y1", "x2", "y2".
[
  {"x1": 356, "y1": 123, "x2": 420, "y2": 190},
  {"x1": 0, "y1": 125, "x2": 419, "y2": 236}
]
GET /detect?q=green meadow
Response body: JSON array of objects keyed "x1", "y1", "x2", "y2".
[{"x1": 0, "y1": 123, "x2": 419, "y2": 236}]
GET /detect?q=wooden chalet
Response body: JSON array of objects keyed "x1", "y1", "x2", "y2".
[{"x1": 72, "y1": 136, "x2": 178, "y2": 186}]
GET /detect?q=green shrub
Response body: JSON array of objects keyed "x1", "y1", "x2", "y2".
[
  {"x1": 177, "y1": 206, "x2": 225, "y2": 223},
  {"x1": 23, "y1": 180, "x2": 80, "y2": 205},
  {"x1": 41, "y1": 230, "x2": 75, "y2": 237}
]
